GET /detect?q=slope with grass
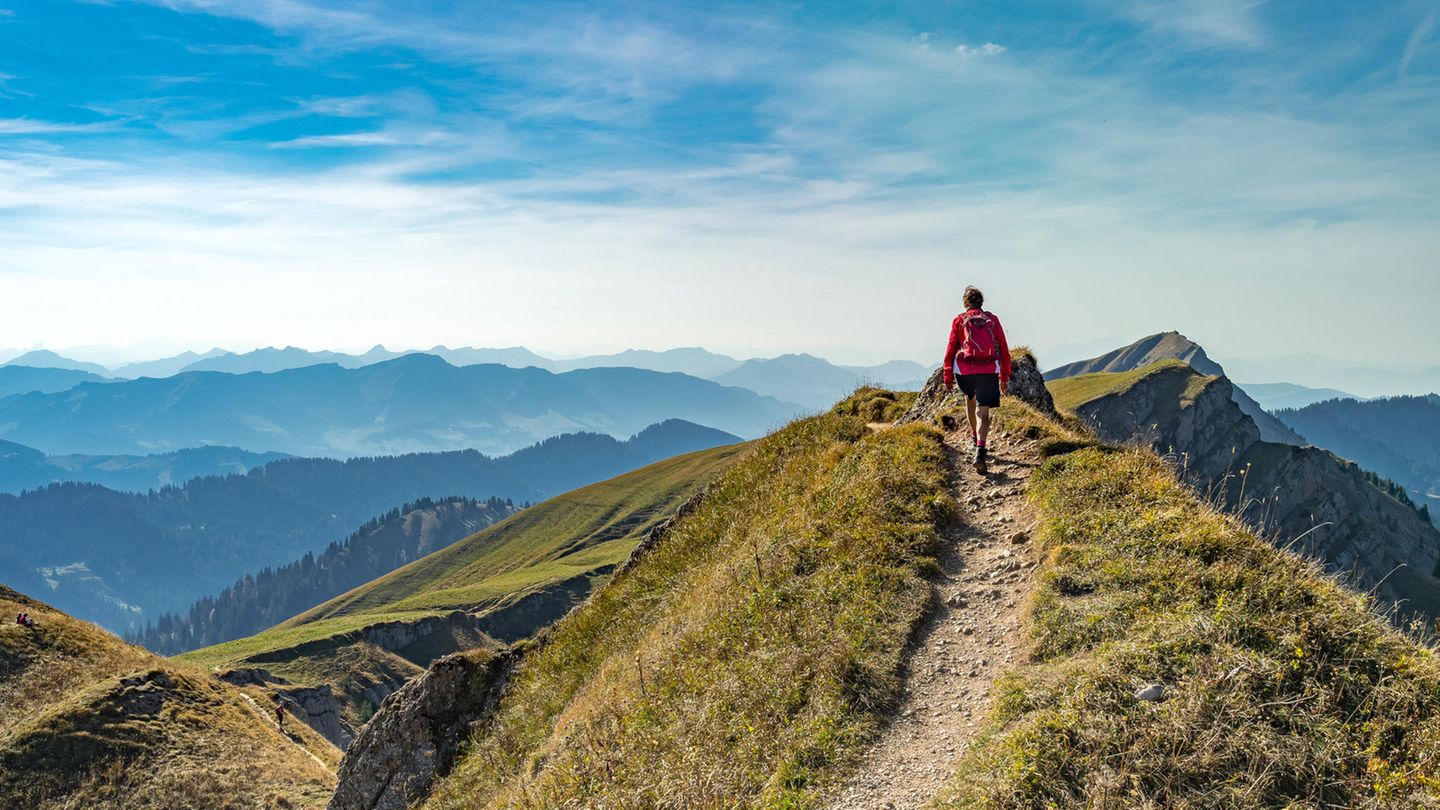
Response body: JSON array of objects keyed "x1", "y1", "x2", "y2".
[
  {"x1": 0, "y1": 584, "x2": 338, "y2": 809},
  {"x1": 1050, "y1": 360, "x2": 1440, "y2": 619},
  {"x1": 181, "y1": 443, "x2": 745, "y2": 737},
  {"x1": 336, "y1": 388, "x2": 950, "y2": 808},
  {"x1": 936, "y1": 443, "x2": 1440, "y2": 807}
]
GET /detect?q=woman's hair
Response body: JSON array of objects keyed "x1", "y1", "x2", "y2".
[{"x1": 963, "y1": 286, "x2": 984, "y2": 310}]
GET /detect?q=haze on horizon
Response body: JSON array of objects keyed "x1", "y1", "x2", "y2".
[{"x1": 2, "y1": 0, "x2": 1438, "y2": 367}]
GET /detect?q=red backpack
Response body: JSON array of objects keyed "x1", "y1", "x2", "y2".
[{"x1": 958, "y1": 311, "x2": 999, "y2": 362}]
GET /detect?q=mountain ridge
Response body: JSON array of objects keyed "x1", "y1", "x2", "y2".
[{"x1": 1045, "y1": 331, "x2": 1306, "y2": 445}]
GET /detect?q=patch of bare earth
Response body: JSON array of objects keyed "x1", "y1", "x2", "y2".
[{"x1": 829, "y1": 429, "x2": 1041, "y2": 810}]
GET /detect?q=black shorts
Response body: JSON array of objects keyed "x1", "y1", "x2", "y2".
[{"x1": 956, "y1": 373, "x2": 1001, "y2": 407}]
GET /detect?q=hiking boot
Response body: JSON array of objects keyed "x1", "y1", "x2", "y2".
[{"x1": 974, "y1": 445, "x2": 988, "y2": 475}]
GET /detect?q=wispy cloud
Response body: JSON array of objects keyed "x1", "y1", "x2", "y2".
[
  {"x1": 0, "y1": 118, "x2": 115, "y2": 134},
  {"x1": 1107, "y1": 0, "x2": 1266, "y2": 48},
  {"x1": 1400, "y1": 10, "x2": 1437, "y2": 79}
]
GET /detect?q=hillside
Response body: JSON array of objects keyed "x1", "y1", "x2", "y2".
[
  {"x1": 934, "y1": 436, "x2": 1440, "y2": 806},
  {"x1": 1276, "y1": 394, "x2": 1440, "y2": 517},
  {"x1": 0, "y1": 585, "x2": 338, "y2": 809},
  {"x1": 0, "y1": 353, "x2": 791, "y2": 456},
  {"x1": 310, "y1": 373, "x2": 1440, "y2": 809},
  {"x1": 1050, "y1": 361, "x2": 1440, "y2": 617},
  {"x1": 1, "y1": 420, "x2": 738, "y2": 634},
  {"x1": 130, "y1": 497, "x2": 520, "y2": 655},
  {"x1": 1046, "y1": 331, "x2": 1305, "y2": 445},
  {"x1": 326, "y1": 388, "x2": 941, "y2": 808},
  {"x1": 180, "y1": 444, "x2": 744, "y2": 739}
]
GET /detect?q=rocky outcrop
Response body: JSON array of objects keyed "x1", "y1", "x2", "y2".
[
  {"x1": 219, "y1": 667, "x2": 350, "y2": 748},
  {"x1": 900, "y1": 351, "x2": 1055, "y2": 425},
  {"x1": 1046, "y1": 331, "x2": 1304, "y2": 446},
  {"x1": 1070, "y1": 364, "x2": 1440, "y2": 619},
  {"x1": 1070, "y1": 366, "x2": 1259, "y2": 481},
  {"x1": 327, "y1": 647, "x2": 521, "y2": 810},
  {"x1": 246, "y1": 611, "x2": 497, "y2": 671}
]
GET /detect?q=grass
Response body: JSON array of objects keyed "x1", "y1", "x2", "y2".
[
  {"x1": 182, "y1": 445, "x2": 744, "y2": 672},
  {"x1": 932, "y1": 441, "x2": 1440, "y2": 808},
  {"x1": 422, "y1": 390, "x2": 954, "y2": 808},
  {"x1": 1047, "y1": 359, "x2": 1209, "y2": 414},
  {"x1": 0, "y1": 585, "x2": 337, "y2": 809}
]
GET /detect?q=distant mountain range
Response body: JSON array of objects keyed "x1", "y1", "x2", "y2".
[
  {"x1": 1046, "y1": 332, "x2": 1306, "y2": 446},
  {"x1": 0, "y1": 440, "x2": 288, "y2": 494},
  {"x1": 0, "y1": 354, "x2": 786, "y2": 457},
  {"x1": 1240, "y1": 382, "x2": 1364, "y2": 411},
  {"x1": 712, "y1": 353, "x2": 930, "y2": 409},
  {"x1": 1275, "y1": 394, "x2": 1440, "y2": 518},
  {"x1": 0, "y1": 364, "x2": 110, "y2": 398},
  {"x1": 1217, "y1": 354, "x2": 1440, "y2": 399},
  {"x1": 0, "y1": 418, "x2": 740, "y2": 633},
  {"x1": 0, "y1": 343, "x2": 927, "y2": 415}
]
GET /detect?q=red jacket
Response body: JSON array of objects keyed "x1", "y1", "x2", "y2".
[{"x1": 943, "y1": 309, "x2": 1011, "y2": 386}]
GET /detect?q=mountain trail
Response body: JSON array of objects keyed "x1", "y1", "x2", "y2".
[
  {"x1": 237, "y1": 691, "x2": 334, "y2": 775},
  {"x1": 828, "y1": 427, "x2": 1041, "y2": 809}
]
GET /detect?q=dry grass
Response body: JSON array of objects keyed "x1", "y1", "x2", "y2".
[
  {"x1": 424, "y1": 391, "x2": 953, "y2": 808},
  {"x1": 932, "y1": 442, "x2": 1440, "y2": 808},
  {"x1": 1, "y1": 586, "x2": 337, "y2": 809}
]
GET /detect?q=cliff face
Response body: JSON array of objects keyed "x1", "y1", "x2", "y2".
[
  {"x1": 1068, "y1": 366, "x2": 1440, "y2": 618},
  {"x1": 327, "y1": 648, "x2": 519, "y2": 810},
  {"x1": 1047, "y1": 331, "x2": 1305, "y2": 446}
]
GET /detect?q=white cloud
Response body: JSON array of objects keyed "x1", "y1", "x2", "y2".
[{"x1": 955, "y1": 42, "x2": 1005, "y2": 57}]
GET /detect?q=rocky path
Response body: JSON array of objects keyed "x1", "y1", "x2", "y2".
[{"x1": 828, "y1": 429, "x2": 1041, "y2": 809}]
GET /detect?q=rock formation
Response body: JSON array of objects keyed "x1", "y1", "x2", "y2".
[
  {"x1": 1069, "y1": 364, "x2": 1440, "y2": 619},
  {"x1": 900, "y1": 350, "x2": 1055, "y2": 425},
  {"x1": 327, "y1": 648, "x2": 519, "y2": 810}
]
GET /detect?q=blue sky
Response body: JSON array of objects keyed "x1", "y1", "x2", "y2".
[{"x1": 1, "y1": 0, "x2": 1437, "y2": 366}]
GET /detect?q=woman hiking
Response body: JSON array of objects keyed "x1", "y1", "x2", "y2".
[{"x1": 942, "y1": 286, "x2": 1011, "y2": 474}]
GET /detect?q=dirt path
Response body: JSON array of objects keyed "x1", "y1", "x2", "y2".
[
  {"x1": 238, "y1": 691, "x2": 335, "y2": 775},
  {"x1": 829, "y1": 428, "x2": 1041, "y2": 809}
]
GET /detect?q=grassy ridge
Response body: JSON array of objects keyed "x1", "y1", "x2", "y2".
[
  {"x1": 423, "y1": 389, "x2": 950, "y2": 808},
  {"x1": 0, "y1": 585, "x2": 336, "y2": 809},
  {"x1": 1046, "y1": 358, "x2": 1210, "y2": 414},
  {"x1": 936, "y1": 438, "x2": 1440, "y2": 807},
  {"x1": 181, "y1": 445, "x2": 743, "y2": 673}
]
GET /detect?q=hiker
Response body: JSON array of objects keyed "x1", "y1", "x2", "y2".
[
  {"x1": 942, "y1": 286, "x2": 1011, "y2": 474},
  {"x1": 15, "y1": 613, "x2": 23, "y2": 625},
  {"x1": 275, "y1": 701, "x2": 287, "y2": 728}
]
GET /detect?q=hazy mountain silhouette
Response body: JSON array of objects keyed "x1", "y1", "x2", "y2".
[
  {"x1": 0, "y1": 354, "x2": 792, "y2": 456},
  {"x1": 1242, "y1": 382, "x2": 1364, "y2": 411},
  {"x1": 0, "y1": 440, "x2": 289, "y2": 494},
  {"x1": 1, "y1": 350, "x2": 110, "y2": 376},
  {"x1": 0, "y1": 365, "x2": 110, "y2": 398},
  {"x1": 712, "y1": 353, "x2": 931, "y2": 409},
  {"x1": 110, "y1": 348, "x2": 230, "y2": 378}
]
